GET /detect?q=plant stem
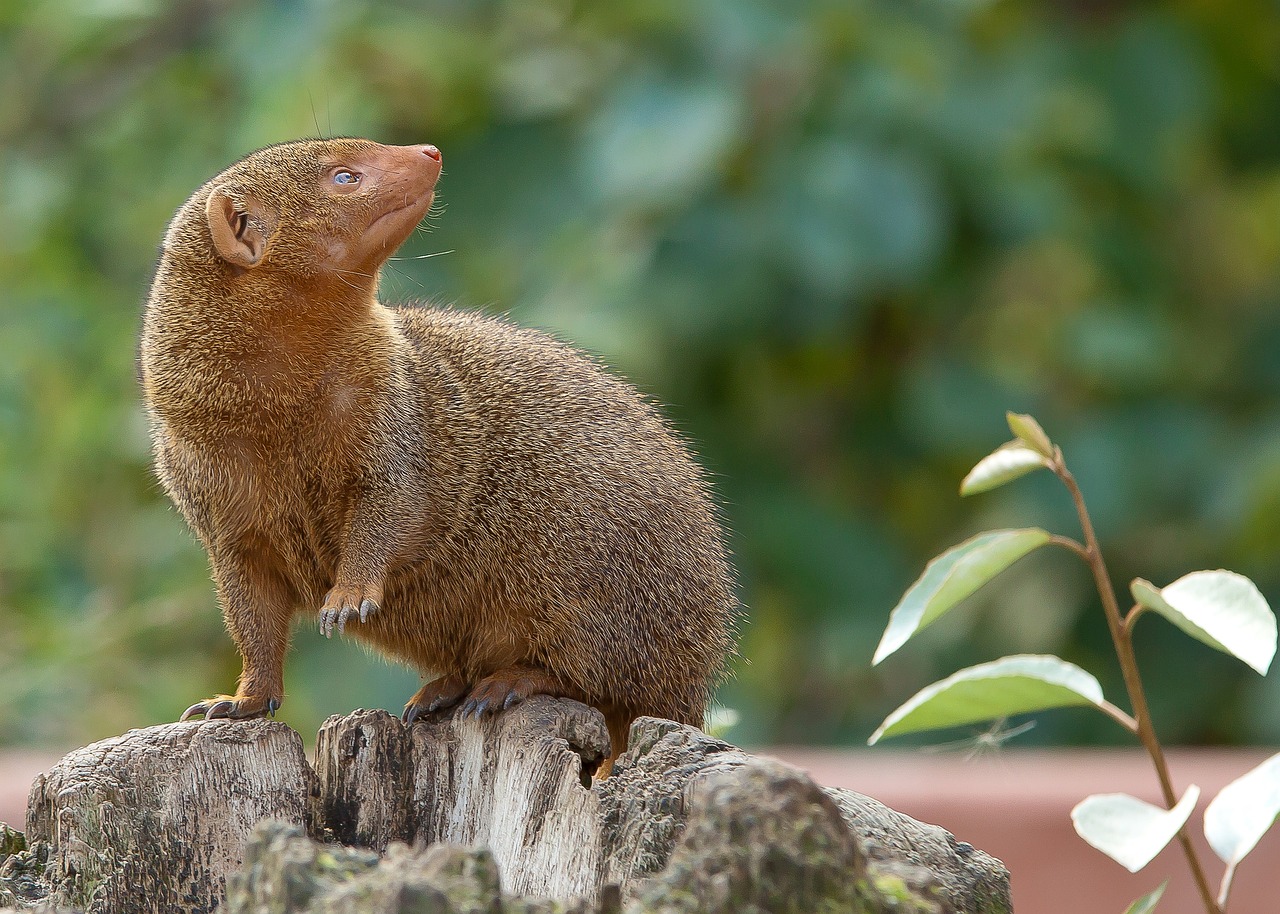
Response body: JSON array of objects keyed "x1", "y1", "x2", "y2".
[{"x1": 1054, "y1": 454, "x2": 1221, "y2": 914}]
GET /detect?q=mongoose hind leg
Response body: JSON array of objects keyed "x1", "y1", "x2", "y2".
[
  {"x1": 456, "y1": 665, "x2": 584, "y2": 718},
  {"x1": 598, "y1": 709, "x2": 637, "y2": 778},
  {"x1": 402, "y1": 673, "x2": 469, "y2": 725}
]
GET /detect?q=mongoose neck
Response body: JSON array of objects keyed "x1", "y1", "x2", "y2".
[{"x1": 142, "y1": 258, "x2": 399, "y2": 431}]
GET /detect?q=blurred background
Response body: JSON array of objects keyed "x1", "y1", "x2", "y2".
[{"x1": 3, "y1": 0, "x2": 1280, "y2": 760}]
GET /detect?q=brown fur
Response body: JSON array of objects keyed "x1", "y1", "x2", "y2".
[{"x1": 139, "y1": 138, "x2": 739, "y2": 766}]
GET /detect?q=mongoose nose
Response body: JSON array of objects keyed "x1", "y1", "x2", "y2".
[{"x1": 419, "y1": 145, "x2": 442, "y2": 162}]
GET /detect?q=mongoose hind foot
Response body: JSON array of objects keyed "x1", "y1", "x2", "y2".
[
  {"x1": 401, "y1": 667, "x2": 580, "y2": 724},
  {"x1": 402, "y1": 673, "x2": 469, "y2": 725},
  {"x1": 457, "y1": 666, "x2": 579, "y2": 718}
]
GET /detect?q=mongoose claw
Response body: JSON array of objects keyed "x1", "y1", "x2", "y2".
[
  {"x1": 179, "y1": 694, "x2": 280, "y2": 721},
  {"x1": 319, "y1": 587, "x2": 381, "y2": 637},
  {"x1": 428, "y1": 693, "x2": 460, "y2": 713},
  {"x1": 204, "y1": 699, "x2": 236, "y2": 719},
  {"x1": 402, "y1": 673, "x2": 469, "y2": 725}
]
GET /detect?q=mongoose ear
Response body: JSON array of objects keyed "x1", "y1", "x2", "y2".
[{"x1": 206, "y1": 187, "x2": 273, "y2": 268}]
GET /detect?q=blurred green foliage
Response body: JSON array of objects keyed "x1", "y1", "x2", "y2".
[{"x1": 3, "y1": 0, "x2": 1280, "y2": 751}]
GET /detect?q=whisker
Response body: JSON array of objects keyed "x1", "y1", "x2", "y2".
[
  {"x1": 385, "y1": 262, "x2": 426, "y2": 292},
  {"x1": 308, "y1": 90, "x2": 323, "y2": 140},
  {"x1": 331, "y1": 271, "x2": 361, "y2": 292},
  {"x1": 388, "y1": 250, "x2": 454, "y2": 261},
  {"x1": 332, "y1": 267, "x2": 377, "y2": 292}
]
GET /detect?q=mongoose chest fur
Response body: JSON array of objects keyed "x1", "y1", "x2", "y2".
[{"x1": 139, "y1": 137, "x2": 738, "y2": 765}]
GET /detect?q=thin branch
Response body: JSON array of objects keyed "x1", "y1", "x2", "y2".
[{"x1": 1052, "y1": 453, "x2": 1221, "y2": 914}]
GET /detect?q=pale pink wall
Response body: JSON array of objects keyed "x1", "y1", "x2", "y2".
[{"x1": 0, "y1": 754, "x2": 56, "y2": 833}]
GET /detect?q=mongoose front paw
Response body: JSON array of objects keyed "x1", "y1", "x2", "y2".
[
  {"x1": 402, "y1": 673, "x2": 469, "y2": 725},
  {"x1": 319, "y1": 583, "x2": 381, "y2": 638},
  {"x1": 180, "y1": 693, "x2": 281, "y2": 721}
]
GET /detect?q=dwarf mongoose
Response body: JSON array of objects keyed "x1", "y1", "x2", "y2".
[{"x1": 139, "y1": 137, "x2": 738, "y2": 766}]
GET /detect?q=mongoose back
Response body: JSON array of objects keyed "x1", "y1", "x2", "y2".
[{"x1": 139, "y1": 137, "x2": 738, "y2": 767}]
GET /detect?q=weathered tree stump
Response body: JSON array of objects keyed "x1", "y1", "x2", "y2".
[
  {"x1": 315, "y1": 700, "x2": 610, "y2": 899},
  {"x1": 2, "y1": 698, "x2": 1011, "y2": 913},
  {"x1": 23, "y1": 721, "x2": 316, "y2": 913}
]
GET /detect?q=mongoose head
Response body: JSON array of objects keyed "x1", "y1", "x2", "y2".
[{"x1": 164, "y1": 138, "x2": 442, "y2": 281}]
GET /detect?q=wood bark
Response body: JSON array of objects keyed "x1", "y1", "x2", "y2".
[{"x1": 5, "y1": 698, "x2": 1011, "y2": 913}]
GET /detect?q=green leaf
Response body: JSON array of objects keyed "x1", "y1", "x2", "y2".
[
  {"x1": 1123, "y1": 882, "x2": 1167, "y2": 914},
  {"x1": 873, "y1": 529, "x2": 1052, "y2": 664},
  {"x1": 1204, "y1": 751, "x2": 1280, "y2": 869},
  {"x1": 1006, "y1": 412, "x2": 1054, "y2": 458},
  {"x1": 1071, "y1": 787, "x2": 1200, "y2": 873},
  {"x1": 960, "y1": 442, "x2": 1049, "y2": 496},
  {"x1": 1003, "y1": 412, "x2": 1054, "y2": 455},
  {"x1": 1130, "y1": 571, "x2": 1276, "y2": 675},
  {"x1": 868, "y1": 654, "x2": 1104, "y2": 744}
]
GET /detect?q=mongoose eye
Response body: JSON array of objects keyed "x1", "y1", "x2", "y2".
[{"x1": 332, "y1": 169, "x2": 361, "y2": 186}]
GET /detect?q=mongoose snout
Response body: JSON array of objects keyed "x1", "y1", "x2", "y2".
[{"x1": 140, "y1": 137, "x2": 738, "y2": 771}]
